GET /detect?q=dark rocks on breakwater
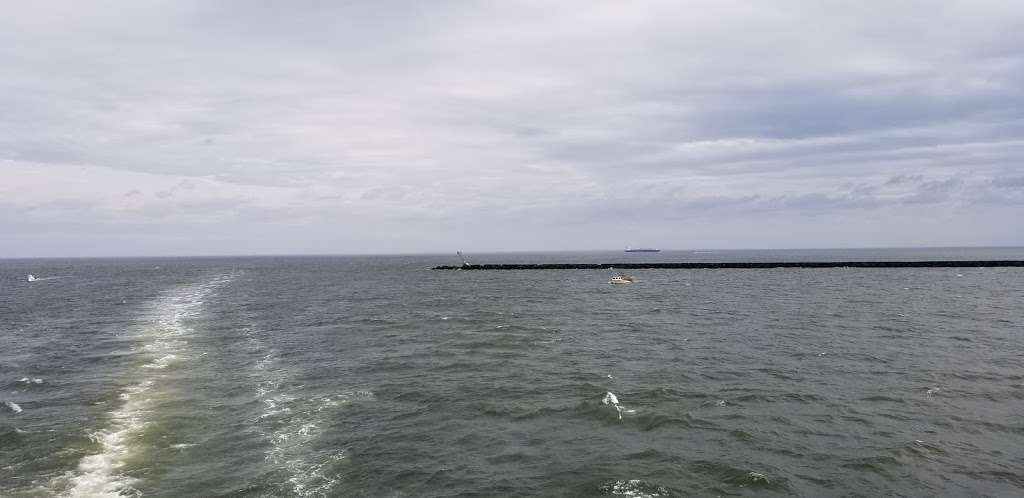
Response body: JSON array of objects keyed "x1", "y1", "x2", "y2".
[{"x1": 432, "y1": 261, "x2": 1024, "y2": 270}]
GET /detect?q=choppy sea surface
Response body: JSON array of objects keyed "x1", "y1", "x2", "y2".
[{"x1": 2, "y1": 248, "x2": 1023, "y2": 497}]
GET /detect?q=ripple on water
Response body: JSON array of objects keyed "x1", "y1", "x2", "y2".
[{"x1": 687, "y1": 459, "x2": 788, "y2": 492}]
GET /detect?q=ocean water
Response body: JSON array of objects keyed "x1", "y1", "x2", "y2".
[{"x1": 2, "y1": 248, "x2": 1023, "y2": 497}]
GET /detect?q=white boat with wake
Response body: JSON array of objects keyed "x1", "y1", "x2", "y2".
[{"x1": 609, "y1": 269, "x2": 636, "y2": 284}]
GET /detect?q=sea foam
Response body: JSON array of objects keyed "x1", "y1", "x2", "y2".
[{"x1": 62, "y1": 274, "x2": 236, "y2": 497}]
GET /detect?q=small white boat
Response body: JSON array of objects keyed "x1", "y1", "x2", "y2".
[
  {"x1": 609, "y1": 274, "x2": 635, "y2": 284},
  {"x1": 27, "y1": 274, "x2": 37, "y2": 282}
]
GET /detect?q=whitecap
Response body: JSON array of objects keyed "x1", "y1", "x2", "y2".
[
  {"x1": 602, "y1": 392, "x2": 626, "y2": 420},
  {"x1": 600, "y1": 479, "x2": 668, "y2": 497},
  {"x1": 3, "y1": 401, "x2": 22, "y2": 413},
  {"x1": 143, "y1": 353, "x2": 180, "y2": 369}
]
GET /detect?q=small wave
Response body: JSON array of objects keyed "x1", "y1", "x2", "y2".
[
  {"x1": 142, "y1": 354, "x2": 180, "y2": 369},
  {"x1": 689, "y1": 460, "x2": 785, "y2": 490},
  {"x1": 634, "y1": 413, "x2": 699, "y2": 432},
  {"x1": 3, "y1": 400, "x2": 22, "y2": 413},
  {"x1": 842, "y1": 455, "x2": 900, "y2": 477},
  {"x1": 599, "y1": 479, "x2": 670, "y2": 497},
  {"x1": 259, "y1": 393, "x2": 297, "y2": 420},
  {"x1": 15, "y1": 377, "x2": 44, "y2": 385},
  {"x1": 495, "y1": 405, "x2": 570, "y2": 421},
  {"x1": 602, "y1": 391, "x2": 627, "y2": 420}
]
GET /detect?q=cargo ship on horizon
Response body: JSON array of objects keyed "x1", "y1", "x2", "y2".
[{"x1": 625, "y1": 247, "x2": 661, "y2": 253}]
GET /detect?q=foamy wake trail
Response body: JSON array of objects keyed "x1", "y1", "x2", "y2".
[
  {"x1": 60, "y1": 274, "x2": 236, "y2": 498},
  {"x1": 245, "y1": 328, "x2": 368, "y2": 496}
]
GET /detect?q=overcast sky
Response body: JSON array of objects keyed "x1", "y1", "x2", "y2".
[{"x1": 2, "y1": 0, "x2": 1022, "y2": 256}]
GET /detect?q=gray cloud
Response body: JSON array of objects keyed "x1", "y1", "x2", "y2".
[{"x1": 1, "y1": 0, "x2": 1023, "y2": 256}]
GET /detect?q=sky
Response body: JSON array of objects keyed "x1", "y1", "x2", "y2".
[{"x1": 2, "y1": 0, "x2": 1023, "y2": 257}]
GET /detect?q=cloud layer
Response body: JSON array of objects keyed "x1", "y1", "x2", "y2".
[{"x1": 2, "y1": 0, "x2": 1022, "y2": 256}]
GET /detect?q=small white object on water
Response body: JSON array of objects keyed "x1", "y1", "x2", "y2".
[
  {"x1": 607, "y1": 374, "x2": 614, "y2": 379},
  {"x1": 926, "y1": 388, "x2": 939, "y2": 396},
  {"x1": 748, "y1": 472, "x2": 770, "y2": 484},
  {"x1": 602, "y1": 391, "x2": 624, "y2": 420}
]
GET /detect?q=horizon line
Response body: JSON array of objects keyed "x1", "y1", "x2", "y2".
[{"x1": 1, "y1": 245, "x2": 1022, "y2": 260}]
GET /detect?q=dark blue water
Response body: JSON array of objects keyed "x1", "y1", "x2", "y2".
[{"x1": 2, "y1": 249, "x2": 1023, "y2": 497}]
